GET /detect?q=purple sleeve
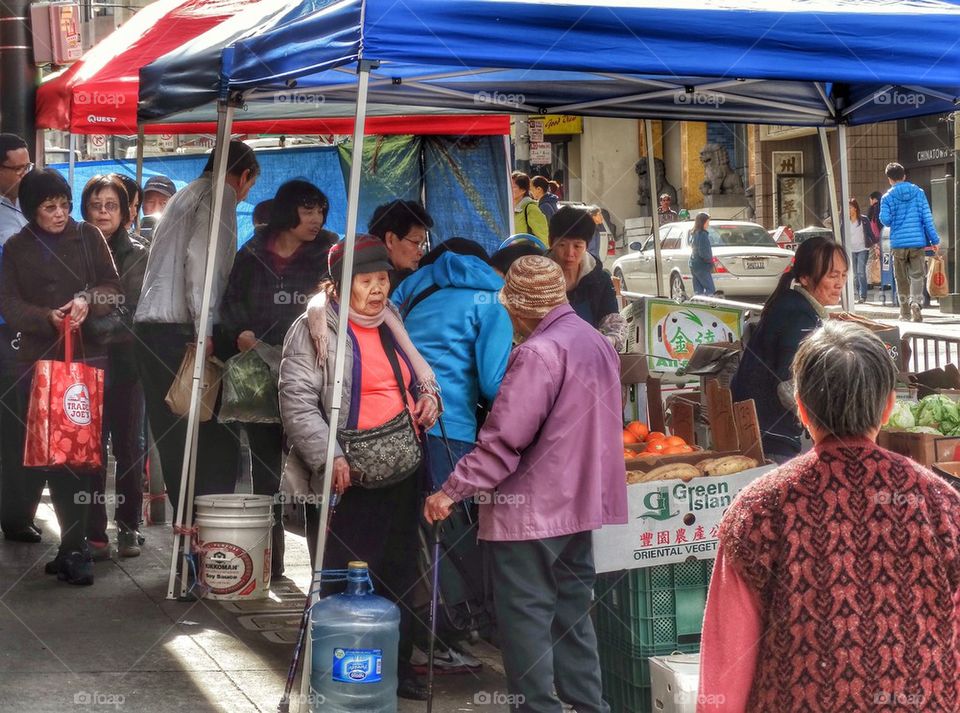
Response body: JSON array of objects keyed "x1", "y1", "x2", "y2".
[{"x1": 441, "y1": 346, "x2": 558, "y2": 501}]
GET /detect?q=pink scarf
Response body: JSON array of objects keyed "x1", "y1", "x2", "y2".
[{"x1": 306, "y1": 291, "x2": 438, "y2": 396}]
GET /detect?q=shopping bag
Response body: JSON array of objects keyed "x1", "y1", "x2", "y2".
[
  {"x1": 218, "y1": 349, "x2": 281, "y2": 424},
  {"x1": 928, "y1": 255, "x2": 949, "y2": 299},
  {"x1": 867, "y1": 250, "x2": 881, "y2": 285},
  {"x1": 164, "y1": 343, "x2": 223, "y2": 422},
  {"x1": 24, "y1": 321, "x2": 104, "y2": 470}
]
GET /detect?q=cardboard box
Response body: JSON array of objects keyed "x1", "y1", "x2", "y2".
[
  {"x1": 829, "y1": 312, "x2": 902, "y2": 369},
  {"x1": 650, "y1": 653, "x2": 701, "y2": 713},
  {"x1": 877, "y1": 430, "x2": 960, "y2": 466},
  {"x1": 593, "y1": 464, "x2": 774, "y2": 572}
]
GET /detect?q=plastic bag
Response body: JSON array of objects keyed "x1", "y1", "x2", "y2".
[
  {"x1": 867, "y1": 249, "x2": 881, "y2": 285},
  {"x1": 928, "y1": 255, "x2": 949, "y2": 299},
  {"x1": 218, "y1": 349, "x2": 281, "y2": 424}
]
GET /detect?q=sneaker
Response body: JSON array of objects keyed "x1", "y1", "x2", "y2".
[
  {"x1": 44, "y1": 554, "x2": 64, "y2": 575},
  {"x1": 911, "y1": 303, "x2": 923, "y2": 323},
  {"x1": 410, "y1": 645, "x2": 481, "y2": 674},
  {"x1": 117, "y1": 528, "x2": 141, "y2": 558},
  {"x1": 899, "y1": 306, "x2": 911, "y2": 321},
  {"x1": 87, "y1": 540, "x2": 112, "y2": 561},
  {"x1": 57, "y1": 551, "x2": 94, "y2": 586}
]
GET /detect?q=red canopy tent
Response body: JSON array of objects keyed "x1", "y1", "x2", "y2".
[{"x1": 35, "y1": 0, "x2": 508, "y2": 136}]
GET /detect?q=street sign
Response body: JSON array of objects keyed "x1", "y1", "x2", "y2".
[
  {"x1": 528, "y1": 119, "x2": 544, "y2": 143},
  {"x1": 530, "y1": 141, "x2": 551, "y2": 165},
  {"x1": 89, "y1": 134, "x2": 107, "y2": 157}
]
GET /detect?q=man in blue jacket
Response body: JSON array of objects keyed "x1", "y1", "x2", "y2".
[{"x1": 880, "y1": 162, "x2": 940, "y2": 322}]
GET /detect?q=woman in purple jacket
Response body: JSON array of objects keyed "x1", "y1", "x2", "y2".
[{"x1": 425, "y1": 255, "x2": 627, "y2": 713}]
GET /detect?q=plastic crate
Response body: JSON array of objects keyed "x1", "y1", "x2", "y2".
[{"x1": 594, "y1": 559, "x2": 713, "y2": 650}]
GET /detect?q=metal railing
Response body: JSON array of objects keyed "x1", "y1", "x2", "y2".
[{"x1": 901, "y1": 332, "x2": 960, "y2": 373}]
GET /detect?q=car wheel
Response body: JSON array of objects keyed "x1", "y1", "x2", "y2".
[
  {"x1": 670, "y1": 273, "x2": 686, "y2": 302},
  {"x1": 614, "y1": 268, "x2": 628, "y2": 292}
]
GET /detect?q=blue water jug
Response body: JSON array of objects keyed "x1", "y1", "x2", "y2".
[{"x1": 309, "y1": 561, "x2": 400, "y2": 712}]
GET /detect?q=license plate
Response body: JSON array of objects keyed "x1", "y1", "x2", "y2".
[{"x1": 744, "y1": 259, "x2": 766, "y2": 270}]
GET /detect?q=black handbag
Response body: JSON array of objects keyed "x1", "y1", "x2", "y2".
[
  {"x1": 338, "y1": 325, "x2": 423, "y2": 488},
  {"x1": 79, "y1": 225, "x2": 133, "y2": 345}
]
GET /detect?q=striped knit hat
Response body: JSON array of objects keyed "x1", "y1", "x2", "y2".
[
  {"x1": 328, "y1": 234, "x2": 394, "y2": 287},
  {"x1": 500, "y1": 255, "x2": 568, "y2": 319}
]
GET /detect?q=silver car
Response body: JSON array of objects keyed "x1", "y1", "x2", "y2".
[{"x1": 612, "y1": 220, "x2": 795, "y2": 300}]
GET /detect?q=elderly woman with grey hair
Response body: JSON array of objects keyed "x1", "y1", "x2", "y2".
[{"x1": 698, "y1": 321, "x2": 960, "y2": 713}]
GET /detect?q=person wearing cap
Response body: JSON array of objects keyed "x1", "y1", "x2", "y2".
[
  {"x1": 548, "y1": 205, "x2": 626, "y2": 351},
  {"x1": 424, "y1": 255, "x2": 627, "y2": 713},
  {"x1": 658, "y1": 193, "x2": 679, "y2": 224},
  {"x1": 279, "y1": 234, "x2": 440, "y2": 702},
  {"x1": 138, "y1": 175, "x2": 177, "y2": 245},
  {"x1": 141, "y1": 175, "x2": 176, "y2": 217}
]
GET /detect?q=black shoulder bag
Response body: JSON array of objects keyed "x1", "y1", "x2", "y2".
[{"x1": 337, "y1": 325, "x2": 423, "y2": 488}]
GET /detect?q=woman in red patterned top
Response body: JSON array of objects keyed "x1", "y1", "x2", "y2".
[{"x1": 699, "y1": 321, "x2": 960, "y2": 712}]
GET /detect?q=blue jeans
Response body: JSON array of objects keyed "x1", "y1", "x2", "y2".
[
  {"x1": 424, "y1": 434, "x2": 475, "y2": 490},
  {"x1": 690, "y1": 266, "x2": 715, "y2": 295},
  {"x1": 852, "y1": 249, "x2": 870, "y2": 300}
]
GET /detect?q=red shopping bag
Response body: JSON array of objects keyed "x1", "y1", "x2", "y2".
[{"x1": 23, "y1": 321, "x2": 104, "y2": 470}]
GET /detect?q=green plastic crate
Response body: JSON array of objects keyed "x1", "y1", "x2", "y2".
[{"x1": 594, "y1": 559, "x2": 713, "y2": 650}]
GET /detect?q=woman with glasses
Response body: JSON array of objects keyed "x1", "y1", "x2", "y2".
[
  {"x1": 0, "y1": 169, "x2": 121, "y2": 585},
  {"x1": 80, "y1": 174, "x2": 149, "y2": 560}
]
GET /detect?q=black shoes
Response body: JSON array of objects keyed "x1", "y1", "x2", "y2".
[
  {"x1": 44, "y1": 550, "x2": 94, "y2": 585},
  {"x1": 397, "y1": 676, "x2": 429, "y2": 701},
  {"x1": 4, "y1": 527, "x2": 41, "y2": 543}
]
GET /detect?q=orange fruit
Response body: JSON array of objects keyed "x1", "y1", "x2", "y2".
[
  {"x1": 662, "y1": 445, "x2": 687, "y2": 455},
  {"x1": 626, "y1": 421, "x2": 649, "y2": 441},
  {"x1": 645, "y1": 441, "x2": 667, "y2": 454},
  {"x1": 663, "y1": 435, "x2": 686, "y2": 447},
  {"x1": 623, "y1": 429, "x2": 640, "y2": 445},
  {"x1": 646, "y1": 431, "x2": 666, "y2": 443},
  {"x1": 623, "y1": 449, "x2": 635, "y2": 460}
]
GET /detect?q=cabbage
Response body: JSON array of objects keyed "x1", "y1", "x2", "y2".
[
  {"x1": 915, "y1": 394, "x2": 960, "y2": 434},
  {"x1": 885, "y1": 400, "x2": 916, "y2": 430},
  {"x1": 906, "y1": 426, "x2": 941, "y2": 434}
]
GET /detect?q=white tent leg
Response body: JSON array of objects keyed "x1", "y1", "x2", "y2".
[
  {"x1": 298, "y1": 63, "x2": 373, "y2": 712},
  {"x1": 68, "y1": 133, "x2": 76, "y2": 187},
  {"x1": 135, "y1": 125, "x2": 145, "y2": 230},
  {"x1": 644, "y1": 120, "x2": 664, "y2": 297},
  {"x1": 503, "y1": 134, "x2": 515, "y2": 235},
  {"x1": 817, "y1": 128, "x2": 847, "y2": 310},
  {"x1": 837, "y1": 125, "x2": 855, "y2": 312},
  {"x1": 165, "y1": 100, "x2": 235, "y2": 601}
]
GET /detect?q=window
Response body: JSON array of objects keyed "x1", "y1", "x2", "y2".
[{"x1": 708, "y1": 224, "x2": 778, "y2": 248}]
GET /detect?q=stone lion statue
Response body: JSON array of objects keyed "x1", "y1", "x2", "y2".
[
  {"x1": 635, "y1": 157, "x2": 677, "y2": 215},
  {"x1": 699, "y1": 143, "x2": 745, "y2": 196}
]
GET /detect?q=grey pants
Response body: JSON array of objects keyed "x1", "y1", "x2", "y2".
[
  {"x1": 892, "y1": 247, "x2": 927, "y2": 307},
  {"x1": 490, "y1": 531, "x2": 609, "y2": 713}
]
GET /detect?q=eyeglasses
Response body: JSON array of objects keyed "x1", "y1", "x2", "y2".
[
  {"x1": 403, "y1": 236, "x2": 428, "y2": 252},
  {"x1": 89, "y1": 201, "x2": 120, "y2": 213},
  {"x1": 0, "y1": 162, "x2": 33, "y2": 176}
]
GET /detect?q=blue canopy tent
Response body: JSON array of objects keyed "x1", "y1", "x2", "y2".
[{"x1": 137, "y1": 0, "x2": 960, "y2": 622}]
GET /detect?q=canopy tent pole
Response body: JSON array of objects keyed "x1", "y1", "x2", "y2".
[
  {"x1": 135, "y1": 125, "x2": 145, "y2": 231},
  {"x1": 644, "y1": 119, "x2": 665, "y2": 297},
  {"x1": 298, "y1": 60, "x2": 375, "y2": 711},
  {"x1": 817, "y1": 128, "x2": 840, "y2": 238},
  {"x1": 165, "y1": 100, "x2": 236, "y2": 600},
  {"x1": 68, "y1": 133, "x2": 76, "y2": 187},
  {"x1": 837, "y1": 124, "x2": 855, "y2": 312},
  {"x1": 504, "y1": 134, "x2": 515, "y2": 235}
]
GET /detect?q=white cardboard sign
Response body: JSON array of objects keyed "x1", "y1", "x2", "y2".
[{"x1": 593, "y1": 465, "x2": 774, "y2": 572}]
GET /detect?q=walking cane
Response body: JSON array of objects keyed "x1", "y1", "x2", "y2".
[
  {"x1": 278, "y1": 493, "x2": 339, "y2": 713},
  {"x1": 427, "y1": 416, "x2": 459, "y2": 713}
]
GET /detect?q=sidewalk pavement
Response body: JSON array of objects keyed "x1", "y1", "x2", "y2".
[{"x1": 0, "y1": 491, "x2": 510, "y2": 713}]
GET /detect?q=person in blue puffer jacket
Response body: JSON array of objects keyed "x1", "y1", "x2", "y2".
[
  {"x1": 392, "y1": 238, "x2": 513, "y2": 488},
  {"x1": 879, "y1": 162, "x2": 940, "y2": 322}
]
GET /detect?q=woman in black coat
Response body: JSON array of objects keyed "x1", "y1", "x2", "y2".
[{"x1": 731, "y1": 237, "x2": 849, "y2": 463}]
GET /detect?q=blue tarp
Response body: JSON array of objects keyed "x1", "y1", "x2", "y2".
[
  {"x1": 50, "y1": 137, "x2": 509, "y2": 250},
  {"x1": 140, "y1": 0, "x2": 960, "y2": 128}
]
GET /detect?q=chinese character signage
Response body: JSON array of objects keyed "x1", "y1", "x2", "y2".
[
  {"x1": 644, "y1": 299, "x2": 743, "y2": 373},
  {"x1": 593, "y1": 465, "x2": 774, "y2": 572},
  {"x1": 772, "y1": 151, "x2": 804, "y2": 227}
]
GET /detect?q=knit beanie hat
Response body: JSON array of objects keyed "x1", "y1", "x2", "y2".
[
  {"x1": 501, "y1": 255, "x2": 568, "y2": 319},
  {"x1": 328, "y1": 234, "x2": 394, "y2": 287}
]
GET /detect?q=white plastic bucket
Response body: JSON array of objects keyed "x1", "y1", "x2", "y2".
[{"x1": 195, "y1": 494, "x2": 274, "y2": 600}]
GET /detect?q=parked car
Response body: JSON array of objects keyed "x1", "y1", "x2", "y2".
[{"x1": 612, "y1": 220, "x2": 795, "y2": 300}]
